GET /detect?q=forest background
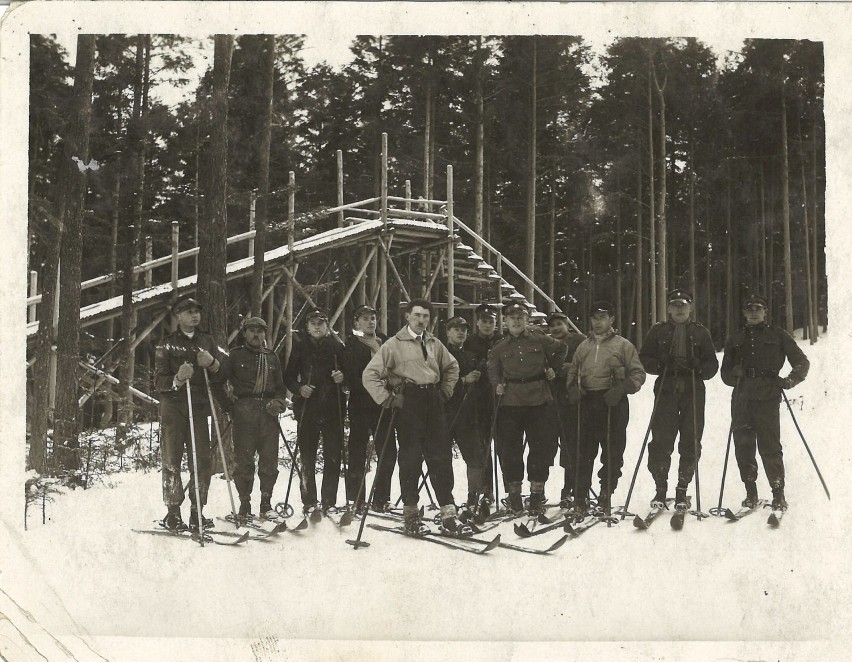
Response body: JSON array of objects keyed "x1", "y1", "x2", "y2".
[{"x1": 25, "y1": 31, "x2": 825, "y2": 477}]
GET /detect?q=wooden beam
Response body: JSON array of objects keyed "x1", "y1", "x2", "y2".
[
  {"x1": 330, "y1": 243, "x2": 379, "y2": 327},
  {"x1": 378, "y1": 237, "x2": 410, "y2": 302}
]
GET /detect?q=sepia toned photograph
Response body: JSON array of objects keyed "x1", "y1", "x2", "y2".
[{"x1": 2, "y1": 2, "x2": 851, "y2": 661}]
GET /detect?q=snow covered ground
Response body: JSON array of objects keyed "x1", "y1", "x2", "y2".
[{"x1": 3, "y1": 330, "x2": 852, "y2": 661}]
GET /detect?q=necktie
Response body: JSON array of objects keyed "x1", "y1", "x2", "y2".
[{"x1": 418, "y1": 335, "x2": 428, "y2": 360}]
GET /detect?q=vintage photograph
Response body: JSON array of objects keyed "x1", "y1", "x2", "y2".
[{"x1": 2, "y1": 2, "x2": 851, "y2": 661}]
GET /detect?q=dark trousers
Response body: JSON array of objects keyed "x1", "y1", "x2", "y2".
[
  {"x1": 495, "y1": 403, "x2": 558, "y2": 485},
  {"x1": 647, "y1": 385, "x2": 705, "y2": 489},
  {"x1": 232, "y1": 398, "x2": 280, "y2": 501},
  {"x1": 732, "y1": 397, "x2": 784, "y2": 489},
  {"x1": 297, "y1": 409, "x2": 343, "y2": 507},
  {"x1": 577, "y1": 391, "x2": 629, "y2": 498},
  {"x1": 474, "y1": 391, "x2": 496, "y2": 498},
  {"x1": 396, "y1": 387, "x2": 453, "y2": 507},
  {"x1": 347, "y1": 403, "x2": 396, "y2": 505},
  {"x1": 556, "y1": 396, "x2": 579, "y2": 496},
  {"x1": 160, "y1": 397, "x2": 212, "y2": 509}
]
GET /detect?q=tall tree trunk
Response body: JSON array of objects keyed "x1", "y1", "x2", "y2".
[
  {"x1": 647, "y1": 64, "x2": 657, "y2": 325},
  {"x1": 760, "y1": 161, "x2": 768, "y2": 298},
  {"x1": 726, "y1": 158, "x2": 733, "y2": 340},
  {"x1": 198, "y1": 34, "x2": 234, "y2": 345},
  {"x1": 652, "y1": 60, "x2": 668, "y2": 321},
  {"x1": 548, "y1": 194, "x2": 555, "y2": 312},
  {"x1": 780, "y1": 90, "x2": 794, "y2": 334},
  {"x1": 810, "y1": 114, "x2": 820, "y2": 336},
  {"x1": 797, "y1": 116, "x2": 815, "y2": 344},
  {"x1": 423, "y1": 74, "x2": 432, "y2": 204},
  {"x1": 52, "y1": 35, "x2": 96, "y2": 478},
  {"x1": 688, "y1": 144, "x2": 696, "y2": 316},
  {"x1": 474, "y1": 36, "x2": 485, "y2": 257},
  {"x1": 636, "y1": 154, "x2": 644, "y2": 347},
  {"x1": 250, "y1": 35, "x2": 275, "y2": 317},
  {"x1": 615, "y1": 180, "x2": 622, "y2": 327},
  {"x1": 525, "y1": 38, "x2": 537, "y2": 302}
]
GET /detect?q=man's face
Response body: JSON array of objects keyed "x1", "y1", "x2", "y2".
[
  {"x1": 307, "y1": 317, "x2": 328, "y2": 339},
  {"x1": 743, "y1": 304, "x2": 767, "y2": 326},
  {"x1": 590, "y1": 312, "x2": 614, "y2": 335},
  {"x1": 668, "y1": 302, "x2": 691, "y2": 324},
  {"x1": 406, "y1": 306, "x2": 430, "y2": 334},
  {"x1": 176, "y1": 306, "x2": 201, "y2": 330},
  {"x1": 447, "y1": 326, "x2": 468, "y2": 346},
  {"x1": 506, "y1": 313, "x2": 528, "y2": 335},
  {"x1": 355, "y1": 313, "x2": 377, "y2": 336},
  {"x1": 244, "y1": 325, "x2": 266, "y2": 349},
  {"x1": 476, "y1": 316, "x2": 496, "y2": 338},
  {"x1": 548, "y1": 319, "x2": 569, "y2": 339}
]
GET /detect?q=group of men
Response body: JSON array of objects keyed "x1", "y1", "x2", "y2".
[{"x1": 154, "y1": 285, "x2": 809, "y2": 535}]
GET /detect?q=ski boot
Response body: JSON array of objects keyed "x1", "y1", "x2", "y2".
[
  {"x1": 771, "y1": 487, "x2": 788, "y2": 511},
  {"x1": 402, "y1": 504, "x2": 429, "y2": 536},
  {"x1": 457, "y1": 493, "x2": 478, "y2": 521},
  {"x1": 528, "y1": 481, "x2": 546, "y2": 516},
  {"x1": 439, "y1": 504, "x2": 473, "y2": 537},
  {"x1": 559, "y1": 489, "x2": 574, "y2": 510},
  {"x1": 303, "y1": 501, "x2": 322, "y2": 522},
  {"x1": 189, "y1": 508, "x2": 215, "y2": 531},
  {"x1": 650, "y1": 485, "x2": 667, "y2": 509},
  {"x1": 258, "y1": 493, "x2": 275, "y2": 519},
  {"x1": 674, "y1": 487, "x2": 688, "y2": 511},
  {"x1": 161, "y1": 505, "x2": 186, "y2": 531},
  {"x1": 370, "y1": 500, "x2": 393, "y2": 513},
  {"x1": 741, "y1": 481, "x2": 759, "y2": 509},
  {"x1": 596, "y1": 490, "x2": 612, "y2": 515},
  {"x1": 238, "y1": 498, "x2": 253, "y2": 522},
  {"x1": 476, "y1": 495, "x2": 494, "y2": 521},
  {"x1": 505, "y1": 481, "x2": 524, "y2": 515}
]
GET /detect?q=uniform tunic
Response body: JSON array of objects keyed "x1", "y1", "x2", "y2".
[
  {"x1": 639, "y1": 320, "x2": 718, "y2": 490},
  {"x1": 720, "y1": 322, "x2": 809, "y2": 489},
  {"x1": 487, "y1": 328, "x2": 567, "y2": 485},
  {"x1": 219, "y1": 344, "x2": 287, "y2": 501},
  {"x1": 154, "y1": 328, "x2": 227, "y2": 508}
]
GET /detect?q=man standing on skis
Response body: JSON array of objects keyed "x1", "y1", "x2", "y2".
[
  {"x1": 219, "y1": 316, "x2": 288, "y2": 521},
  {"x1": 546, "y1": 311, "x2": 584, "y2": 508},
  {"x1": 565, "y1": 300, "x2": 645, "y2": 516},
  {"x1": 443, "y1": 315, "x2": 486, "y2": 515},
  {"x1": 339, "y1": 304, "x2": 394, "y2": 513},
  {"x1": 487, "y1": 302, "x2": 567, "y2": 516},
  {"x1": 154, "y1": 294, "x2": 227, "y2": 531},
  {"x1": 464, "y1": 303, "x2": 502, "y2": 512},
  {"x1": 362, "y1": 298, "x2": 462, "y2": 535},
  {"x1": 639, "y1": 289, "x2": 718, "y2": 511},
  {"x1": 720, "y1": 294, "x2": 809, "y2": 511},
  {"x1": 283, "y1": 308, "x2": 346, "y2": 515}
]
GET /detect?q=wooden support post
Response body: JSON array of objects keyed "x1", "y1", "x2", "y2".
[
  {"x1": 496, "y1": 254, "x2": 503, "y2": 330},
  {"x1": 285, "y1": 278, "x2": 294, "y2": 365},
  {"x1": 144, "y1": 236, "x2": 153, "y2": 288},
  {"x1": 170, "y1": 220, "x2": 179, "y2": 294},
  {"x1": 405, "y1": 180, "x2": 412, "y2": 212},
  {"x1": 288, "y1": 171, "x2": 296, "y2": 255},
  {"x1": 380, "y1": 133, "x2": 389, "y2": 332},
  {"x1": 379, "y1": 237, "x2": 410, "y2": 302},
  {"x1": 249, "y1": 189, "x2": 257, "y2": 258},
  {"x1": 424, "y1": 246, "x2": 445, "y2": 299},
  {"x1": 266, "y1": 278, "x2": 275, "y2": 331},
  {"x1": 130, "y1": 309, "x2": 169, "y2": 351},
  {"x1": 48, "y1": 259, "x2": 60, "y2": 413},
  {"x1": 281, "y1": 264, "x2": 318, "y2": 310},
  {"x1": 447, "y1": 165, "x2": 455, "y2": 318},
  {"x1": 330, "y1": 243, "x2": 379, "y2": 327},
  {"x1": 357, "y1": 245, "x2": 367, "y2": 306},
  {"x1": 337, "y1": 150, "x2": 344, "y2": 229},
  {"x1": 28, "y1": 271, "x2": 38, "y2": 323},
  {"x1": 548, "y1": 195, "x2": 555, "y2": 313}
]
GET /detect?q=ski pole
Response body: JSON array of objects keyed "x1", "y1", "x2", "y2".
[
  {"x1": 204, "y1": 368, "x2": 239, "y2": 528},
  {"x1": 346, "y1": 405, "x2": 400, "y2": 549},
  {"x1": 275, "y1": 419, "x2": 305, "y2": 521},
  {"x1": 474, "y1": 388, "x2": 503, "y2": 514},
  {"x1": 185, "y1": 371, "x2": 204, "y2": 547},
  {"x1": 351, "y1": 405, "x2": 388, "y2": 513},
  {"x1": 605, "y1": 405, "x2": 613, "y2": 525},
  {"x1": 782, "y1": 390, "x2": 830, "y2": 500},
  {"x1": 296, "y1": 366, "x2": 314, "y2": 509},
  {"x1": 620, "y1": 366, "x2": 668, "y2": 521},
  {"x1": 712, "y1": 375, "x2": 740, "y2": 517},
  {"x1": 334, "y1": 356, "x2": 348, "y2": 501},
  {"x1": 690, "y1": 368, "x2": 705, "y2": 519},
  {"x1": 574, "y1": 387, "x2": 582, "y2": 512}
]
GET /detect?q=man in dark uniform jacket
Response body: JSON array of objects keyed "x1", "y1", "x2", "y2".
[
  {"x1": 464, "y1": 303, "x2": 502, "y2": 507},
  {"x1": 639, "y1": 289, "x2": 719, "y2": 510},
  {"x1": 721, "y1": 294, "x2": 809, "y2": 511},
  {"x1": 339, "y1": 304, "x2": 394, "y2": 513},
  {"x1": 153, "y1": 294, "x2": 227, "y2": 531},
  {"x1": 547, "y1": 311, "x2": 585, "y2": 508},
  {"x1": 219, "y1": 316, "x2": 288, "y2": 520},
  {"x1": 283, "y1": 308, "x2": 346, "y2": 514},
  {"x1": 488, "y1": 302, "x2": 567, "y2": 516},
  {"x1": 443, "y1": 315, "x2": 486, "y2": 511}
]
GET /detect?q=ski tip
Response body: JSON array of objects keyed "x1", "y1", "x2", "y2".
[
  {"x1": 309, "y1": 510, "x2": 323, "y2": 524},
  {"x1": 537, "y1": 512, "x2": 553, "y2": 525},
  {"x1": 633, "y1": 515, "x2": 648, "y2": 530},
  {"x1": 563, "y1": 521, "x2": 578, "y2": 535},
  {"x1": 514, "y1": 523, "x2": 532, "y2": 538},
  {"x1": 236, "y1": 531, "x2": 251, "y2": 544},
  {"x1": 670, "y1": 515, "x2": 684, "y2": 530},
  {"x1": 547, "y1": 534, "x2": 570, "y2": 552},
  {"x1": 724, "y1": 508, "x2": 738, "y2": 521},
  {"x1": 767, "y1": 514, "x2": 780, "y2": 527},
  {"x1": 292, "y1": 518, "x2": 308, "y2": 531},
  {"x1": 483, "y1": 534, "x2": 501, "y2": 552},
  {"x1": 339, "y1": 512, "x2": 354, "y2": 528},
  {"x1": 345, "y1": 539, "x2": 370, "y2": 549}
]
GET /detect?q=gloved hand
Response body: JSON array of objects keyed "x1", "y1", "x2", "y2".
[
  {"x1": 299, "y1": 384, "x2": 315, "y2": 399},
  {"x1": 495, "y1": 383, "x2": 506, "y2": 396},
  {"x1": 604, "y1": 381, "x2": 626, "y2": 407},
  {"x1": 331, "y1": 369, "x2": 344, "y2": 384},
  {"x1": 265, "y1": 398, "x2": 289, "y2": 416},
  {"x1": 568, "y1": 384, "x2": 582, "y2": 406},
  {"x1": 463, "y1": 370, "x2": 481, "y2": 384},
  {"x1": 731, "y1": 365, "x2": 744, "y2": 378},
  {"x1": 384, "y1": 386, "x2": 404, "y2": 409},
  {"x1": 544, "y1": 367, "x2": 556, "y2": 381},
  {"x1": 776, "y1": 376, "x2": 793, "y2": 390},
  {"x1": 176, "y1": 362, "x2": 194, "y2": 383},
  {"x1": 197, "y1": 349, "x2": 215, "y2": 368}
]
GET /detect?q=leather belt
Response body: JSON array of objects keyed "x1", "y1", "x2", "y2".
[
  {"x1": 505, "y1": 374, "x2": 546, "y2": 384},
  {"x1": 238, "y1": 393, "x2": 277, "y2": 399},
  {"x1": 409, "y1": 383, "x2": 439, "y2": 390},
  {"x1": 743, "y1": 368, "x2": 777, "y2": 378}
]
